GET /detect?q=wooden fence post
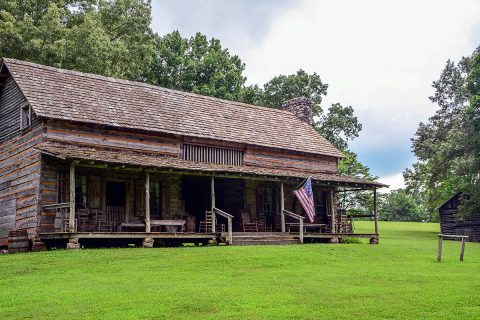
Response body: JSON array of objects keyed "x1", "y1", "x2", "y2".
[
  {"x1": 437, "y1": 234, "x2": 443, "y2": 262},
  {"x1": 460, "y1": 237, "x2": 466, "y2": 261},
  {"x1": 373, "y1": 188, "x2": 378, "y2": 235}
]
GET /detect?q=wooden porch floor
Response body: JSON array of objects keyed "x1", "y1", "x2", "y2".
[{"x1": 38, "y1": 231, "x2": 379, "y2": 247}]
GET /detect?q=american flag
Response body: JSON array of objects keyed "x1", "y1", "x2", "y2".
[{"x1": 293, "y1": 176, "x2": 315, "y2": 223}]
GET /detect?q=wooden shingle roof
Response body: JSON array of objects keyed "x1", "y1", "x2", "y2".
[{"x1": 2, "y1": 58, "x2": 343, "y2": 158}]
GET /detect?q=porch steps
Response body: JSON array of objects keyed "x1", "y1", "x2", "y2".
[{"x1": 225, "y1": 232, "x2": 300, "y2": 246}]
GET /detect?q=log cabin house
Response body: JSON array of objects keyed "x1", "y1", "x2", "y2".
[
  {"x1": 0, "y1": 58, "x2": 386, "y2": 251},
  {"x1": 438, "y1": 192, "x2": 480, "y2": 242}
]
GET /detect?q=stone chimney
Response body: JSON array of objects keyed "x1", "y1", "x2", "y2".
[{"x1": 281, "y1": 97, "x2": 313, "y2": 125}]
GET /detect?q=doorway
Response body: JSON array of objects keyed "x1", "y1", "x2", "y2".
[{"x1": 106, "y1": 181, "x2": 126, "y2": 206}]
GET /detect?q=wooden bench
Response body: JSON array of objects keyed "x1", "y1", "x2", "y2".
[
  {"x1": 151, "y1": 220, "x2": 186, "y2": 233},
  {"x1": 120, "y1": 222, "x2": 145, "y2": 231}
]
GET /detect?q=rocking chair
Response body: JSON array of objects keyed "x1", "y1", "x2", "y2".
[{"x1": 240, "y1": 209, "x2": 258, "y2": 232}]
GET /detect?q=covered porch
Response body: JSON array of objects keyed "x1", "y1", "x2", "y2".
[{"x1": 37, "y1": 146, "x2": 384, "y2": 248}]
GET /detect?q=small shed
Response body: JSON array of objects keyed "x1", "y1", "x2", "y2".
[{"x1": 438, "y1": 192, "x2": 480, "y2": 242}]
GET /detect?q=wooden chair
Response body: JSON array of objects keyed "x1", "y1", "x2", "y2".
[
  {"x1": 240, "y1": 209, "x2": 258, "y2": 232},
  {"x1": 94, "y1": 209, "x2": 113, "y2": 232},
  {"x1": 199, "y1": 210, "x2": 213, "y2": 233},
  {"x1": 198, "y1": 210, "x2": 225, "y2": 233},
  {"x1": 76, "y1": 209, "x2": 90, "y2": 232}
]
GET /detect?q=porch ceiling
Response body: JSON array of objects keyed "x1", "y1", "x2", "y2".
[{"x1": 36, "y1": 143, "x2": 387, "y2": 189}]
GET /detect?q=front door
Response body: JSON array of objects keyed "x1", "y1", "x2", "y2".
[{"x1": 106, "y1": 181, "x2": 126, "y2": 227}]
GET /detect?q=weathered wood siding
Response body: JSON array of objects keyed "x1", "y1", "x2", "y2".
[
  {"x1": 439, "y1": 193, "x2": 480, "y2": 242},
  {"x1": 0, "y1": 76, "x2": 43, "y2": 245},
  {"x1": 244, "y1": 147, "x2": 338, "y2": 174},
  {"x1": 45, "y1": 121, "x2": 181, "y2": 157},
  {"x1": 0, "y1": 76, "x2": 41, "y2": 143}
]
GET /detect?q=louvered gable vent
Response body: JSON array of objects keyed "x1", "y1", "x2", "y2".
[{"x1": 182, "y1": 144, "x2": 244, "y2": 166}]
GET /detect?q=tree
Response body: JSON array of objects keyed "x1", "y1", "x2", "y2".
[
  {"x1": 379, "y1": 189, "x2": 429, "y2": 222},
  {"x1": 404, "y1": 51, "x2": 478, "y2": 218},
  {"x1": 258, "y1": 70, "x2": 362, "y2": 151},
  {"x1": 0, "y1": 0, "x2": 155, "y2": 80},
  {"x1": 146, "y1": 31, "x2": 247, "y2": 101}
]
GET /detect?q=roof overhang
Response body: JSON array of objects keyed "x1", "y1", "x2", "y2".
[{"x1": 36, "y1": 143, "x2": 387, "y2": 189}]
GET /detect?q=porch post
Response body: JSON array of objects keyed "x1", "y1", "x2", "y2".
[
  {"x1": 280, "y1": 181, "x2": 285, "y2": 232},
  {"x1": 330, "y1": 188, "x2": 335, "y2": 233},
  {"x1": 69, "y1": 163, "x2": 75, "y2": 232},
  {"x1": 211, "y1": 176, "x2": 216, "y2": 233},
  {"x1": 373, "y1": 188, "x2": 378, "y2": 235},
  {"x1": 145, "y1": 171, "x2": 151, "y2": 233}
]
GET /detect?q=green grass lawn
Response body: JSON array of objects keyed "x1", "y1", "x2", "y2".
[{"x1": 1, "y1": 221, "x2": 479, "y2": 319}]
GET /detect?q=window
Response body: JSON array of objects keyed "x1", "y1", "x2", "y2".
[
  {"x1": 75, "y1": 175, "x2": 88, "y2": 209},
  {"x1": 20, "y1": 103, "x2": 31, "y2": 130},
  {"x1": 315, "y1": 191, "x2": 327, "y2": 217},
  {"x1": 182, "y1": 144, "x2": 244, "y2": 166},
  {"x1": 263, "y1": 187, "x2": 274, "y2": 217},
  {"x1": 57, "y1": 173, "x2": 67, "y2": 203}
]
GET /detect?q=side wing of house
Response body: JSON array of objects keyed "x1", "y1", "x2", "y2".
[{"x1": 0, "y1": 67, "x2": 44, "y2": 246}]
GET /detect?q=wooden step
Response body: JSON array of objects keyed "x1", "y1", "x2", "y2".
[
  {"x1": 226, "y1": 232, "x2": 300, "y2": 246},
  {"x1": 232, "y1": 238, "x2": 299, "y2": 246}
]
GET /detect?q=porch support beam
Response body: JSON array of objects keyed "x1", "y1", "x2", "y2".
[
  {"x1": 330, "y1": 188, "x2": 335, "y2": 233},
  {"x1": 145, "y1": 171, "x2": 151, "y2": 233},
  {"x1": 373, "y1": 187, "x2": 378, "y2": 235},
  {"x1": 211, "y1": 176, "x2": 216, "y2": 233},
  {"x1": 280, "y1": 182, "x2": 285, "y2": 232},
  {"x1": 69, "y1": 163, "x2": 75, "y2": 232}
]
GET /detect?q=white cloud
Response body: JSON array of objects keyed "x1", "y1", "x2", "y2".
[{"x1": 378, "y1": 172, "x2": 406, "y2": 191}]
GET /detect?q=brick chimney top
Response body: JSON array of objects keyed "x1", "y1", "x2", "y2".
[{"x1": 281, "y1": 97, "x2": 313, "y2": 125}]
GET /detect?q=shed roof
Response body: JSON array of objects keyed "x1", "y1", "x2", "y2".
[
  {"x1": 37, "y1": 143, "x2": 386, "y2": 188},
  {"x1": 2, "y1": 58, "x2": 343, "y2": 158}
]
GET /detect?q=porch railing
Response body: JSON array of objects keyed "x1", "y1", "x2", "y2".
[
  {"x1": 42, "y1": 203, "x2": 71, "y2": 232},
  {"x1": 283, "y1": 210, "x2": 305, "y2": 243},
  {"x1": 213, "y1": 207, "x2": 233, "y2": 245}
]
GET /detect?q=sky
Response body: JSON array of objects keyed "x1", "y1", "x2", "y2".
[{"x1": 151, "y1": 0, "x2": 480, "y2": 190}]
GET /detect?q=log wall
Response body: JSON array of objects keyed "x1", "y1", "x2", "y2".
[
  {"x1": 244, "y1": 147, "x2": 338, "y2": 174},
  {"x1": 438, "y1": 193, "x2": 480, "y2": 242},
  {"x1": 45, "y1": 121, "x2": 181, "y2": 157},
  {"x1": 0, "y1": 75, "x2": 44, "y2": 246}
]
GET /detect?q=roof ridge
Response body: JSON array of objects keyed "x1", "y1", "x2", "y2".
[{"x1": 2, "y1": 57, "x2": 302, "y2": 117}]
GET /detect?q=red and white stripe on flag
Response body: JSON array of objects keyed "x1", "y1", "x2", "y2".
[{"x1": 293, "y1": 176, "x2": 315, "y2": 223}]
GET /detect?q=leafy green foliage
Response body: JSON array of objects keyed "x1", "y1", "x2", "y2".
[
  {"x1": 146, "y1": 31, "x2": 247, "y2": 101},
  {"x1": 405, "y1": 49, "x2": 480, "y2": 218},
  {"x1": 379, "y1": 189, "x2": 431, "y2": 222},
  {"x1": 0, "y1": 0, "x2": 155, "y2": 80},
  {"x1": 337, "y1": 151, "x2": 378, "y2": 213},
  {"x1": 261, "y1": 69, "x2": 328, "y2": 112}
]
